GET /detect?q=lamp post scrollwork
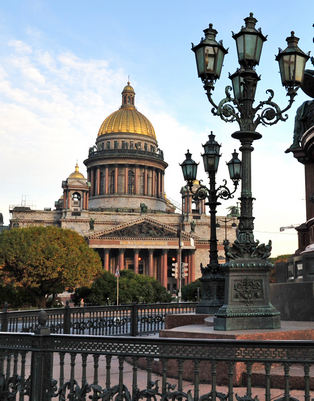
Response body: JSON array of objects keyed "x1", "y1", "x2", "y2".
[
  {"x1": 180, "y1": 133, "x2": 241, "y2": 313},
  {"x1": 191, "y1": 13, "x2": 309, "y2": 330}
]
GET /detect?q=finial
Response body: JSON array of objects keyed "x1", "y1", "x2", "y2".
[{"x1": 75, "y1": 163, "x2": 79, "y2": 172}]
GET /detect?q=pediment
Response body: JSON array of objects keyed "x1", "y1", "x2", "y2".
[{"x1": 88, "y1": 217, "x2": 192, "y2": 240}]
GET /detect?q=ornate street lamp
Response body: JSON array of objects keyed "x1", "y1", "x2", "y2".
[
  {"x1": 191, "y1": 13, "x2": 309, "y2": 330},
  {"x1": 180, "y1": 133, "x2": 241, "y2": 313}
]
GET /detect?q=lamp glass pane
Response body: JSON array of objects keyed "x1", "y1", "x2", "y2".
[
  {"x1": 255, "y1": 36, "x2": 263, "y2": 64},
  {"x1": 236, "y1": 36, "x2": 244, "y2": 61},
  {"x1": 295, "y1": 55, "x2": 307, "y2": 83},
  {"x1": 231, "y1": 74, "x2": 242, "y2": 100},
  {"x1": 195, "y1": 48, "x2": 205, "y2": 76},
  {"x1": 232, "y1": 162, "x2": 242, "y2": 179},
  {"x1": 286, "y1": 54, "x2": 295, "y2": 81},
  {"x1": 244, "y1": 34, "x2": 257, "y2": 60},
  {"x1": 205, "y1": 46, "x2": 216, "y2": 73},
  {"x1": 215, "y1": 48, "x2": 225, "y2": 78},
  {"x1": 203, "y1": 153, "x2": 220, "y2": 173},
  {"x1": 182, "y1": 162, "x2": 198, "y2": 181}
]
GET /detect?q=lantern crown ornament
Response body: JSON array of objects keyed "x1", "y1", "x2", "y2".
[
  {"x1": 232, "y1": 12, "x2": 267, "y2": 68},
  {"x1": 192, "y1": 13, "x2": 309, "y2": 132},
  {"x1": 191, "y1": 23, "x2": 228, "y2": 83},
  {"x1": 180, "y1": 150, "x2": 199, "y2": 182},
  {"x1": 276, "y1": 31, "x2": 310, "y2": 92}
]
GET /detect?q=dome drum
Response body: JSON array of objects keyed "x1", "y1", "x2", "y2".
[
  {"x1": 87, "y1": 147, "x2": 166, "y2": 164},
  {"x1": 89, "y1": 195, "x2": 167, "y2": 212}
]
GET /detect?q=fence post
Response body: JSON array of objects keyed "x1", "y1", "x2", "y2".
[
  {"x1": 1, "y1": 303, "x2": 8, "y2": 332},
  {"x1": 131, "y1": 302, "x2": 138, "y2": 337},
  {"x1": 64, "y1": 300, "x2": 71, "y2": 334},
  {"x1": 29, "y1": 310, "x2": 53, "y2": 401}
]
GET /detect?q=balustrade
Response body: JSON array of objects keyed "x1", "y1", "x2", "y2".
[{"x1": 0, "y1": 314, "x2": 314, "y2": 401}]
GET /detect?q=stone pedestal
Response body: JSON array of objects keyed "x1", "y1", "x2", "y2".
[
  {"x1": 195, "y1": 275, "x2": 224, "y2": 314},
  {"x1": 213, "y1": 259, "x2": 281, "y2": 331}
]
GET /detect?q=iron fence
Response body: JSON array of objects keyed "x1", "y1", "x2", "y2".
[
  {"x1": 1, "y1": 310, "x2": 314, "y2": 401},
  {"x1": 0, "y1": 302, "x2": 196, "y2": 336}
]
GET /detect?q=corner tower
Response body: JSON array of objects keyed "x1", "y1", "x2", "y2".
[{"x1": 84, "y1": 82, "x2": 168, "y2": 211}]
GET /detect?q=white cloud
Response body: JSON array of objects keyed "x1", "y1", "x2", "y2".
[
  {"x1": 0, "y1": 37, "x2": 306, "y2": 258},
  {"x1": 8, "y1": 40, "x2": 33, "y2": 54}
]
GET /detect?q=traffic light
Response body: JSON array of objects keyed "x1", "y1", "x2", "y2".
[
  {"x1": 171, "y1": 263, "x2": 178, "y2": 279},
  {"x1": 181, "y1": 262, "x2": 188, "y2": 278}
]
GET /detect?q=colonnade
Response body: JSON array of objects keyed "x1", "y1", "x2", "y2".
[
  {"x1": 87, "y1": 165, "x2": 165, "y2": 198},
  {"x1": 101, "y1": 247, "x2": 195, "y2": 288}
]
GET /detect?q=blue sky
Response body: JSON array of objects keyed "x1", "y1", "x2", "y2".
[{"x1": 0, "y1": 0, "x2": 313, "y2": 256}]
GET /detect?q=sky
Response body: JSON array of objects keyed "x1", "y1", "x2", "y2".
[{"x1": 0, "y1": 0, "x2": 313, "y2": 257}]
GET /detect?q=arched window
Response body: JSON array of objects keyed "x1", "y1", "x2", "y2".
[
  {"x1": 72, "y1": 192, "x2": 81, "y2": 201},
  {"x1": 109, "y1": 170, "x2": 115, "y2": 194},
  {"x1": 128, "y1": 170, "x2": 135, "y2": 194},
  {"x1": 71, "y1": 192, "x2": 81, "y2": 207}
]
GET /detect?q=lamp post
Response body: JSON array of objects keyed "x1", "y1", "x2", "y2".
[
  {"x1": 192, "y1": 13, "x2": 309, "y2": 330},
  {"x1": 216, "y1": 217, "x2": 238, "y2": 241},
  {"x1": 180, "y1": 133, "x2": 241, "y2": 313}
]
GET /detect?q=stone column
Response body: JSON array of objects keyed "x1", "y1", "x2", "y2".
[
  {"x1": 104, "y1": 249, "x2": 110, "y2": 271},
  {"x1": 144, "y1": 167, "x2": 148, "y2": 195},
  {"x1": 189, "y1": 250, "x2": 195, "y2": 283},
  {"x1": 161, "y1": 249, "x2": 168, "y2": 288},
  {"x1": 86, "y1": 191, "x2": 89, "y2": 210},
  {"x1": 134, "y1": 249, "x2": 139, "y2": 274},
  {"x1": 134, "y1": 165, "x2": 139, "y2": 194},
  {"x1": 90, "y1": 169, "x2": 95, "y2": 196},
  {"x1": 67, "y1": 191, "x2": 71, "y2": 209},
  {"x1": 125, "y1": 165, "x2": 129, "y2": 194},
  {"x1": 148, "y1": 249, "x2": 154, "y2": 277},
  {"x1": 114, "y1": 166, "x2": 118, "y2": 194},
  {"x1": 152, "y1": 169, "x2": 156, "y2": 197},
  {"x1": 119, "y1": 249, "x2": 125, "y2": 270},
  {"x1": 96, "y1": 167, "x2": 100, "y2": 195},
  {"x1": 82, "y1": 192, "x2": 86, "y2": 210},
  {"x1": 157, "y1": 170, "x2": 161, "y2": 198},
  {"x1": 105, "y1": 166, "x2": 109, "y2": 194}
]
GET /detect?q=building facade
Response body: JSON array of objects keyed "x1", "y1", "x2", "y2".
[{"x1": 10, "y1": 82, "x2": 237, "y2": 293}]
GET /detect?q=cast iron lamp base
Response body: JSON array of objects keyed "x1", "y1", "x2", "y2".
[{"x1": 213, "y1": 258, "x2": 281, "y2": 331}]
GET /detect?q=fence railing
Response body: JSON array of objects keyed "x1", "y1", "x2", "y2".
[
  {"x1": 0, "y1": 302, "x2": 196, "y2": 336},
  {"x1": 1, "y1": 310, "x2": 314, "y2": 401}
]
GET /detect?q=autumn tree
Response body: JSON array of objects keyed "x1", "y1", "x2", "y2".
[{"x1": 0, "y1": 226, "x2": 102, "y2": 308}]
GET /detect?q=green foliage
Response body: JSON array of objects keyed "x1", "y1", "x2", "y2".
[
  {"x1": 74, "y1": 269, "x2": 172, "y2": 305},
  {"x1": 0, "y1": 284, "x2": 36, "y2": 309},
  {"x1": 0, "y1": 226, "x2": 102, "y2": 308},
  {"x1": 181, "y1": 279, "x2": 202, "y2": 302}
]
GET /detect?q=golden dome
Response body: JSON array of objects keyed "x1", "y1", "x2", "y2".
[
  {"x1": 68, "y1": 163, "x2": 85, "y2": 179},
  {"x1": 97, "y1": 82, "x2": 156, "y2": 139}
]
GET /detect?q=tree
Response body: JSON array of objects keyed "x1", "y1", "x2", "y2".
[
  {"x1": 181, "y1": 279, "x2": 202, "y2": 302},
  {"x1": 0, "y1": 226, "x2": 102, "y2": 308},
  {"x1": 73, "y1": 269, "x2": 172, "y2": 305}
]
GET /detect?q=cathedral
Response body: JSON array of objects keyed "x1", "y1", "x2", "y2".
[{"x1": 10, "y1": 82, "x2": 237, "y2": 293}]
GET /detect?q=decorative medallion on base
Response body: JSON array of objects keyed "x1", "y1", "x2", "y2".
[{"x1": 213, "y1": 258, "x2": 281, "y2": 331}]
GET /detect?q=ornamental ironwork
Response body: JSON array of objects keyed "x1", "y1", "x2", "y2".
[{"x1": 234, "y1": 277, "x2": 262, "y2": 305}]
